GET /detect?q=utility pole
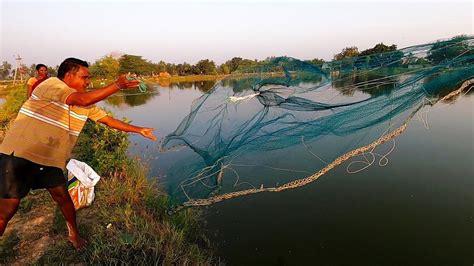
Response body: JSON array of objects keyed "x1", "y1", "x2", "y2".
[{"x1": 13, "y1": 55, "x2": 24, "y2": 84}]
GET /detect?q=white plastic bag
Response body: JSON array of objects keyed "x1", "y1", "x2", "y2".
[{"x1": 66, "y1": 159, "x2": 101, "y2": 210}]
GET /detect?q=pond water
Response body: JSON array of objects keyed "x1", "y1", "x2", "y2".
[{"x1": 99, "y1": 77, "x2": 473, "y2": 265}]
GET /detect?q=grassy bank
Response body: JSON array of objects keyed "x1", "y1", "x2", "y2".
[{"x1": 0, "y1": 84, "x2": 215, "y2": 264}]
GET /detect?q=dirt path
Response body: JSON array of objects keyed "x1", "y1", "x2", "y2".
[{"x1": 0, "y1": 191, "x2": 65, "y2": 264}]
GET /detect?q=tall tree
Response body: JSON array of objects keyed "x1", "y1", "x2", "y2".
[
  {"x1": 119, "y1": 55, "x2": 153, "y2": 76},
  {"x1": 48, "y1": 65, "x2": 58, "y2": 77},
  {"x1": 28, "y1": 64, "x2": 36, "y2": 77},
  {"x1": 357, "y1": 43, "x2": 403, "y2": 68},
  {"x1": 334, "y1": 46, "x2": 359, "y2": 61},
  {"x1": 235, "y1": 59, "x2": 258, "y2": 73},
  {"x1": 0, "y1": 61, "x2": 12, "y2": 79},
  {"x1": 90, "y1": 56, "x2": 120, "y2": 79},
  {"x1": 195, "y1": 59, "x2": 217, "y2": 75},
  {"x1": 166, "y1": 63, "x2": 177, "y2": 75},
  {"x1": 306, "y1": 58, "x2": 325, "y2": 66},
  {"x1": 427, "y1": 35, "x2": 472, "y2": 65},
  {"x1": 176, "y1": 62, "x2": 192, "y2": 76},
  {"x1": 359, "y1": 43, "x2": 397, "y2": 56},
  {"x1": 225, "y1": 57, "x2": 243, "y2": 73},
  {"x1": 218, "y1": 63, "x2": 230, "y2": 74},
  {"x1": 153, "y1": 61, "x2": 167, "y2": 73}
]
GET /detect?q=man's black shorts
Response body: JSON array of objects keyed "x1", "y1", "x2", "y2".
[{"x1": 0, "y1": 153, "x2": 66, "y2": 199}]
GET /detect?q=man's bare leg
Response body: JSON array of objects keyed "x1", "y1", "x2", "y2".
[
  {"x1": 0, "y1": 198, "x2": 20, "y2": 236},
  {"x1": 47, "y1": 185, "x2": 87, "y2": 249}
]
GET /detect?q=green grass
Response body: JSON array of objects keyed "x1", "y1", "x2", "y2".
[
  {"x1": 35, "y1": 158, "x2": 214, "y2": 264},
  {"x1": 0, "y1": 84, "x2": 26, "y2": 131},
  {"x1": 81, "y1": 159, "x2": 212, "y2": 264},
  {"x1": 17, "y1": 197, "x2": 34, "y2": 214},
  {"x1": 0, "y1": 230, "x2": 20, "y2": 263}
]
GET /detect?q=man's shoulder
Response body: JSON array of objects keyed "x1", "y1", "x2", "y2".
[
  {"x1": 32, "y1": 78, "x2": 76, "y2": 101},
  {"x1": 34, "y1": 77, "x2": 64, "y2": 89}
]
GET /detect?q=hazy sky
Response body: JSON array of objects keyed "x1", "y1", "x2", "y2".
[{"x1": 1, "y1": 0, "x2": 472, "y2": 67}]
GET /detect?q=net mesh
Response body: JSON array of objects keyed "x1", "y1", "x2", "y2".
[{"x1": 159, "y1": 36, "x2": 474, "y2": 208}]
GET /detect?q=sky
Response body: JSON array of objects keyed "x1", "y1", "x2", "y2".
[{"x1": 0, "y1": 0, "x2": 472, "y2": 67}]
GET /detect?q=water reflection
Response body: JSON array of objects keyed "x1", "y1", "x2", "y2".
[
  {"x1": 103, "y1": 67, "x2": 473, "y2": 111},
  {"x1": 104, "y1": 80, "x2": 218, "y2": 107},
  {"x1": 332, "y1": 72, "x2": 397, "y2": 96},
  {"x1": 103, "y1": 70, "x2": 412, "y2": 109},
  {"x1": 105, "y1": 83, "x2": 160, "y2": 107},
  {"x1": 194, "y1": 80, "x2": 216, "y2": 92}
]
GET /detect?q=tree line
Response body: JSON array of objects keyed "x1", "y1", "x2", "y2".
[
  {"x1": 0, "y1": 35, "x2": 470, "y2": 80},
  {"x1": 330, "y1": 35, "x2": 471, "y2": 72}
]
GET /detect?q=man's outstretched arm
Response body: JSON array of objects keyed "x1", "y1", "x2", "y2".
[
  {"x1": 66, "y1": 75, "x2": 139, "y2": 107},
  {"x1": 98, "y1": 116, "x2": 157, "y2": 141}
]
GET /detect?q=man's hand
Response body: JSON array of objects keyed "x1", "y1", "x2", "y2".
[
  {"x1": 139, "y1": 127, "x2": 157, "y2": 141},
  {"x1": 98, "y1": 116, "x2": 157, "y2": 141},
  {"x1": 115, "y1": 74, "x2": 140, "y2": 90}
]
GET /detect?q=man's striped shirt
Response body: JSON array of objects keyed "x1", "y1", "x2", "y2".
[{"x1": 0, "y1": 77, "x2": 107, "y2": 169}]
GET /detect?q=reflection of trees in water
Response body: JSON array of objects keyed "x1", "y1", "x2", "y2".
[
  {"x1": 353, "y1": 73, "x2": 396, "y2": 96},
  {"x1": 194, "y1": 80, "x2": 217, "y2": 93},
  {"x1": 423, "y1": 67, "x2": 474, "y2": 100},
  {"x1": 175, "y1": 82, "x2": 194, "y2": 90},
  {"x1": 222, "y1": 77, "x2": 258, "y2": 93},
  {"x1": 331, "y1": 74, "x2": 358, "y2": 96},
  {"x1": 105, "y1": 84, "x2": 159, "y2": 107},
  {"x1": 105, "y1": 95, "x2": 126, "y2": 107},
  {"x1": 292, "y1": 72, "x2": 323, "y2": 84},
  {"x1": 168, "y1": 80, "x2": 217, "y2": 92},
  {"x1": 222, "y1": 73, "x2": 325, "y2": 94},
  {"x1": 123, "y1": 93, "x2": 154, "y2": 107},
  {"x1": 332, "y1": 71, "x2": 398, "y2": 96}
]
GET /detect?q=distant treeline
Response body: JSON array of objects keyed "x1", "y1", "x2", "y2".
[{"x1": 0, "y1": 35, "x2": 471, "y2": 80}]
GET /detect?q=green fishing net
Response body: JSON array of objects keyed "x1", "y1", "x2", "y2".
[{"x1": 160, "y1": 36, "x2": 474, "y2": 207}]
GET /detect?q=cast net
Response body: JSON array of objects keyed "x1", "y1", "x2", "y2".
[{"x1": 159, "y1": 36, "x2": 474, "y2": 209}]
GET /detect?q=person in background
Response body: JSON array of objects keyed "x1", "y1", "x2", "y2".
[
  {"x1": 0, "y1": 58, "x2": 157, "y2": 250},
  {"x1": 26, "y1": 64, "x2": 49, "y2": 98}
]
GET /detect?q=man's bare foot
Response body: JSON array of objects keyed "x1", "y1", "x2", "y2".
[{"x1": 68, "y1": 235, "x2": 87, "y2": 250}]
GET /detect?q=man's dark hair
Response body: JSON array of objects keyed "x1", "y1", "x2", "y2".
[
  {"x1": 57, "y1": 58, "x2": 88, "y2": 80},
  {"x1": 35, "y1": 64, "x2": 47, "y2": 71}
]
